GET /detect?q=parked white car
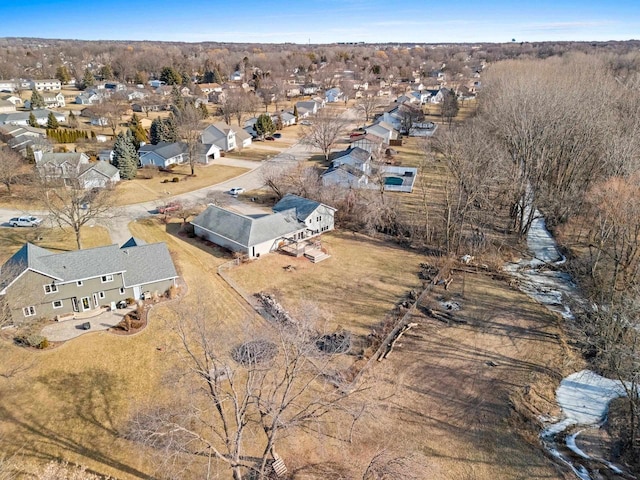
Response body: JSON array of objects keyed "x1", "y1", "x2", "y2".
[
  {"x1": 9, "y1": 216, "x2": 42, "y2": 227},
  {"x1": 229, "y1": 187, "x2": 245, "y2": 196}
]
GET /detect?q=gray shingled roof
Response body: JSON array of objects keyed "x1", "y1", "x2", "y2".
[
  {"x1": 192, "y1": 205, "x2": 305, "y2": 248},
  {"x1": 0, "y1": 240, "x2": 177, "y2": 292},
  {"x1": 79, "y1": 160, "x2": 119, "y2": 178},
  {"x1": 120, "y1": 242, "x2": 178, "y2": 287},
  {"x1": 201, "y1": 122, "x2": 233, "y2": 144},
  {"x1": 139, "y1": 142, "x2": 188, "y2": 160},
  {"x1": 38, "y1": 152, "x2": 87, "y2": 167},
  {"x1": 333, "y1": 147, "x2": 371, "y2": 165},
  {"x1": 273, "y1": 193, "x2": 335, "y2": 221}
]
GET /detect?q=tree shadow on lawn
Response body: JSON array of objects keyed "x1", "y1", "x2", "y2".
[
  {"x1": 165, "y1": 221, "x2": 233, "y2": 261},
  {"x1": 0, "y1": 368, "x2": 155, "y2": 479}
]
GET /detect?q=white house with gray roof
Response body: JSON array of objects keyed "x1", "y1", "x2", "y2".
[
  {"x1": 0, "y1": 109, "x2": 66, "y2": 127},
  {"x1": 0, "y1": 238, "x2": 178, "y2": 324},
  {"x1": 191, "y1": 194, "x2": 335, "y2": 258}
]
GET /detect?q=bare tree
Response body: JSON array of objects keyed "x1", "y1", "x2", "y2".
[
  {"x1": 174, "y1": 103, "x2": 203, "y2": 176},
  {"x1": 0, "y1": 146, "x2": 24, "y2": 195},
  {"x1": 355, "y1": 96, "x2": 384, "y2": 122},
  {"x1": 299, "y1": 109, "x2": 348, "y2": 161},
  {"x1": 34, "y1": 177, "x2": 114, "y2": 250},
  {"x1": 127, "y1": 301, "x2": 362, "y2": 480}
]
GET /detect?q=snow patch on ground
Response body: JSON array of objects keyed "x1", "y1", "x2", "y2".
[
  {"x1": 503, "y1": 209, "x2": 578, "y2": 319},
  {"x1": 543, "y1": 370, "x2": 627, "y2": 438}
]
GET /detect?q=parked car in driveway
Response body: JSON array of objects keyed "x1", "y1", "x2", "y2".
[
  {"x1": 157, "y1": 201, "x2": 182, "y2": 214},
  {"x1": 273, "y1": 133, "x2": 282, "y2": 139},
  {"x1": 9, "y1": 216, "x2": 42, "y2": 227},
  {"x1": 229, "y1": 187, "x2": 245, "y2": 196}
]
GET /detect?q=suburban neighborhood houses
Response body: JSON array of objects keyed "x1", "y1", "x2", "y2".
[{"x1": 3, "y1": 31, "x2": 636, "y2": 480}]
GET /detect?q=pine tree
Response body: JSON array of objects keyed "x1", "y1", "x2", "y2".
[
  {"x1": 129, "y1": 113, "x2": 148, "y2": 148},
  {"x1": 171, "y1": 85, "x2": 185, "y2": 112},
  {"x1": 160, "y1": 66, "x2": 182, "y2": 86},
  {"x1": 81, "y1": 68, "x2": 95, "y2": 90},
  {"x1": 100, "y1": 64, "x2": 114, "y2": 80},
  {"x1": 25, "y1": 145, "x2": 35, "y2": 163},
  {"x1": 293, "y1": 105, "x2": 299, "y2": 121},
  {"x1": 150, "y1": 116, "x2": 178, "y2": 144},
  {"x1": 30, "y1": 90, "x2": 45, "y2": 110},
  {"x1": 28, "y1": 112, "x2": 39, "y2": 127},
  {"x1": 55, "y1": 65, "x2": 71, "y2": 84},
  {"x1": 112, "y1": 130, "x2": 138, "y2": 180},
  {"x1": 255, "y1": 113, "x2": 276, "y2": 139},
  {"x1": 46, "y1": 111, "x2": 59, "y2": 129}
]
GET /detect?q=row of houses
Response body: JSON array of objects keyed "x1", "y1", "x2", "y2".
[{"x1": 0, "y1": 78, "x2": 62, "y2": 93}]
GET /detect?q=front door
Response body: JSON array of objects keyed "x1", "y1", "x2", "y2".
[
  {"x1": 72, "y1": 297, "x2": 79, "y2": 312},
  {"x1": 92, "y1": 293, "x2": 99, "y2": 308},
  {"x1": 81, "y1": 296, "x2": 91, "y2": 311}
]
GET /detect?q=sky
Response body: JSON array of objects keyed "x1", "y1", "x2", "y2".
[{"x1": 1, "y1": 0, "x2": 639, "y2": 44}]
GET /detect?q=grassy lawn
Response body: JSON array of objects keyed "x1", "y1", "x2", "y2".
[
  {"x1": 113, "y1": 163, "x2": 249, "y2": 205},
  {"x1": 0, "y1": 218, "x2": 260, "y2": 479},
  {"x1": 0, "y1": 224, "x2": 112, "y2": 263},
  {"x1": 225, "y1": 148, "x2": 276, "y2": 162},
  {"x1": 227, "y1": 230, "x2": 425, "y2": 338}
]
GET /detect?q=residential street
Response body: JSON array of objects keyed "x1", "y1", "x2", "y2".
[{"x1": 0, "y1": 107, "x2": 361, "y2": 246}]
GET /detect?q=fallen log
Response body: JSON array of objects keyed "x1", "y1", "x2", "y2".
[{"x1": 378, "y1": 322, "x2": 418, "y2": 361}]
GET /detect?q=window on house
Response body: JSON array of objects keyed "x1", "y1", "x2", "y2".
[
  {"x1": 52, "y1": 300, "x2": 63, "y2": 309},
  {"x1": 317, "y1": 216, "x2": 322, "y2": 222},
  {"x1": 98, "y1": 291, "x2": 105, "y2": 299},
  {"x1": 23, "y1": 306, "x2": 36, "y2": 317},
  {"x1": 43, "y1": 284, "x2": 58, "y2": 294},
  {"x1": 119, "y1": 287, "x2": 125, "y2": 295},
  {"x1": 101, "y1": 274, "x2": 114, "y2": 283},
  {"x1": 77, "y1": 281, "x2": 83, "y2": 286}
]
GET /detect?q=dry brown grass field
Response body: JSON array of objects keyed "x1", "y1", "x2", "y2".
[{"x1": 112, "y1": 163, "x2": 249, "y2": 205}]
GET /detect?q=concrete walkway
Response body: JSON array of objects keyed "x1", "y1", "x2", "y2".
[{"x1": 41, "y1": 306, "x2": 135, "y2": 342}]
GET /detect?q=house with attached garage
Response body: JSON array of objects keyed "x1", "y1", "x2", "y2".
[
  {"x1": 201, "y1": 122, "x2": 237, "y2": 152},
  {"x1": 30, "y1": 79, "x2": 62, "y2": 91},
  {"x1": 35, "y1": 151, "x2": 120, "y2": 188},
  {"x1": 0, "y1": 238, "x2": 178, "y2": 325},
  {"x1": 191, "y1": 194, "x2": 336, "y2": 260},
  {"x1": 139, "y1": 141, "x2": 221, "y2": 167}
]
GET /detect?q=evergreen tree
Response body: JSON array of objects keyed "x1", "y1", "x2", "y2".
[
  {"x1": 129, "y1": 113, "x2": 148, "y2": 148},
  {"x1": 30, "y1": 90, "x2": 45, "y2": 110},
  {"x1": 100, "y1": 64, "x2": 114, "y2": 80},
  {"x1": 150, "y1": 116, "x2": 179, "y2": 144},
  {"x1": 28, "y1": 112, "x2": 39, "y2": 127},
  {"x1": 255, "y1": 113, "x2": 276, "y2": 139},
  {"x1": 46, "y1": 111, "x2": 59, "y2": 129},
  {"x1": 55, "y1": 65, "x2": 71, "y2": 84},
  {"x1": 81, "y1": 68, "x2": 95, "y2": 90},
  {"x1": 160, "y1": 66, "x2": 182, "y2": 86},
  {"x1": 171, "y1": 85, "x2": 185, "y2": 112},
  {"x1": 112, "y1": 130, "x2": 138, "y2": 180},
  {"x1": 293, "y1": 105, "x2": 299, "y2": 121},
  {"x1": 25, "y1": 145, "x2": 35, "y2": 163}
]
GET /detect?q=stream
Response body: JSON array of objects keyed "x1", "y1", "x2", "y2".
[{"x1": 503, "y1": 210, "x2": 629, "y2": 479}]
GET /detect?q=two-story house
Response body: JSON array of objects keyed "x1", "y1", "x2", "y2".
[
  {"x1": 0, "y1": 238, "x2": 179, "y2": 325},
  {"x1": 201, "y1": 122, "x2": 237, "y2": 152},
  {"x1": 35, "y1": 152, "x2": 120, "y2": 188}
]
